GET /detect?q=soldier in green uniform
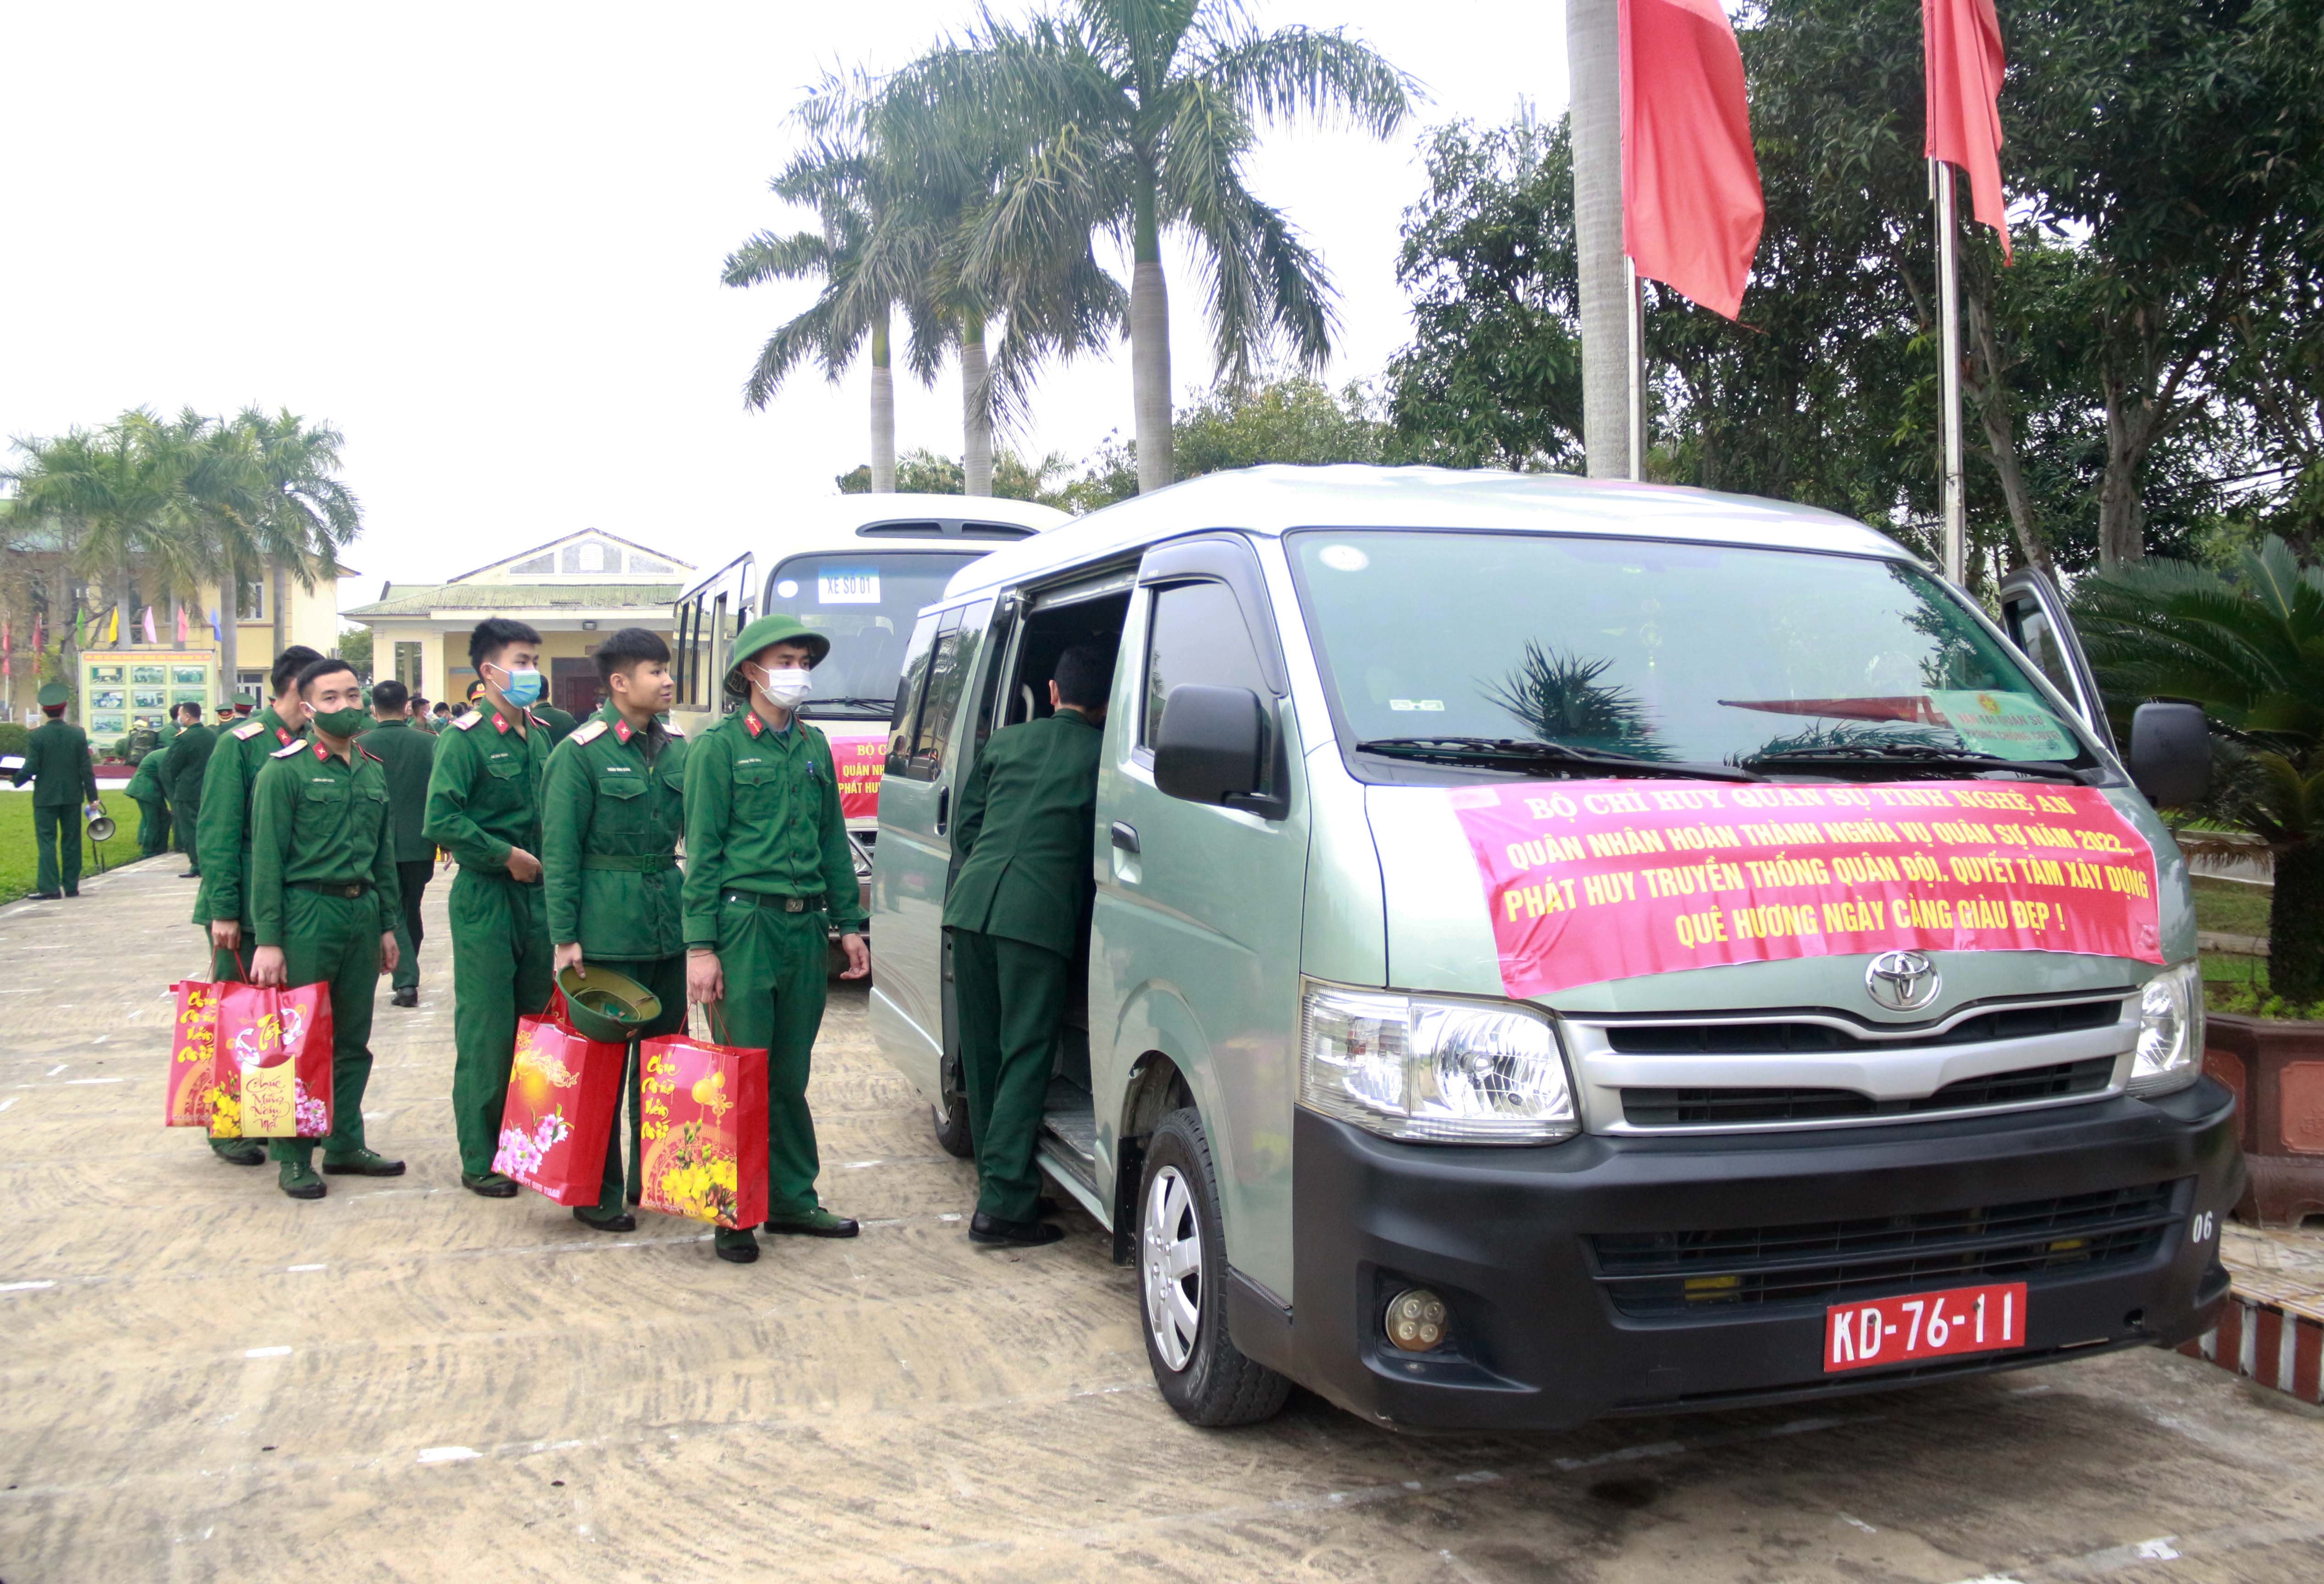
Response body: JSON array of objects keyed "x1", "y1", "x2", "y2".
[
  {"x1": 247, "y1": 657, "x2": 406, "y2": 1199},
  {"x1": 125, "y1": 745, "x2": 171, "y2": 859},
  {"x1": 543, "y1": 628, "x2": 690, "y2": 1233},
  {"x1": 358, "y1": 679, "x2": 438, "y2": 1009},
  {"x1": 409, "y1": 695, "x2": 436, "y2": 736},
  {"x1": 942, "y1": 645, "x2": 1113, "y2": 1247},
  {"x1": 11, "y1": 682, "x2": 100, "y2": 899},
  {"x1": 682, "y1": 613, "x2": 869, "y2": 1264},
  {"x1": 125, "y1": 718, "x2": 161, "y2": 764},
  {"x1": 426, "y1": 619, "x2": 556, "y2": 1198},
  {"x1": 534, "y1": 697, "x2": 579, "y2": 745},
  {"x1": 161, "y1": 701, "x2": 215, "y2": 877},
  {"x1": 195, "y1": 646, "x2": 320, "y2": 973}
]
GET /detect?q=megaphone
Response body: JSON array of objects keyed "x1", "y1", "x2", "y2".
[{"x1": 85, "y1": 806, "x2": 116, "y2": 843}]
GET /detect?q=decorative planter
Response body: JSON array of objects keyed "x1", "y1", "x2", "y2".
[{"x1": 2205, "y1": 1011, "x2": 2324, "y2": 1227}]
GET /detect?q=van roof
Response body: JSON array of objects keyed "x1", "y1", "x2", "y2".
[
  {"x1": 940, "y1": 465, "x2": 1909, "y2": 601},
  {"x1": 682, "y1": 493, "x2": 1073, "y2": 593}
]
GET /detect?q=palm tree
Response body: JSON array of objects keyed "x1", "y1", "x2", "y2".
[
  {"x1": 885, "y1": 2, "x2": 1415, "y2": 493},
  {"x1": 5, "y1": 412, "x2": 202, "y2": 652},
  {"x1": 2077, "y1": 536, "x2": 2324, "y2": 1002}
]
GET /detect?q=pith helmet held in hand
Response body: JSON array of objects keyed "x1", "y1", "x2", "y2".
[{"x1": 723, "y1": 612, "x2": 830, "y2": 699}]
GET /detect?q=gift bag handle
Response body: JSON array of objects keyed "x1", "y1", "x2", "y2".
[{"x1": 208, "y1": 948, "x2": 248, "y2": 985}]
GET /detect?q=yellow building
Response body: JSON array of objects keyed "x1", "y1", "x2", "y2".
[{"x1": 341, "y1": 530, "x2": 692, "y2": 719}]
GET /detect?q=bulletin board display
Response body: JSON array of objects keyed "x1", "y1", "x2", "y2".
[{"x1": 82, "y1": 652, "x2": 214, "y2": 736}]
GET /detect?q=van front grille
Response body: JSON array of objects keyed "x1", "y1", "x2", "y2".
[
  {"x1": 1589, "y1": 1180, "x2": 2179, "y2": 1317},
  {"x1": 1602, "y1": 998, "x2": 2123, "y2": 1056},
  {"x1": 1620, "y1": 1056, "x2": 2116, "y2": 1128}
]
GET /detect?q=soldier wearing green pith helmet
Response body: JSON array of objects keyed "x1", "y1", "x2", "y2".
[
  {"x1": 11, "y1": 682, "x2": 99, "y2": 900},
  {"x1": 682, "y1": 611, "x2": 868, "y2": 1265}
]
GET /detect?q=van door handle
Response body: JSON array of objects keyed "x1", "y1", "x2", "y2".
[
  {"x1": 936, "y1": 787, "x2": 951, "y2": 836},
  {"x1": 1110, "y1": 821, "x2": 1140, "y2": 853}
]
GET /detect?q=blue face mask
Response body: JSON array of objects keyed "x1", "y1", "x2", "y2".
[{"x1": 495, "y1": 665, "x2": 543, "y2": 709}]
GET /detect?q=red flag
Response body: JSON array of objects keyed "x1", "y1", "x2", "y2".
[
  {"x1": 1924, "y1": 0, "x2": 2011, "y2": 260},
  {"x1": 1620, "y1": 0, "x2": 1764, "y2": 320}
]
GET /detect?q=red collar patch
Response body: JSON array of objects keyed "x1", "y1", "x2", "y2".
[
  {"x1": 493, "y1": 713, "x2": 511, "y2": 734},
  {"x1": 311, "y1": 740, "x2": 330, "y2": 761},
  {"x1": 274, "y1": 726, "x2": 294, "y2": 745},
  {"x1": 614, "y1": 719, "x2": 633, "y2": 744},
  {"x1": 744, "y1": 713, "x2": 762, "y2": 737}
]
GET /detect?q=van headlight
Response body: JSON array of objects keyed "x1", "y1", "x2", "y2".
[
  {"x1": 2128, "y1": 961, "x2": 2204, "y2": 1097},
  {"x1": 1299, "y1": 982, "x2": 1577, "y2": 1144}
]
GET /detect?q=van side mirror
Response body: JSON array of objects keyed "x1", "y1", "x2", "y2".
[
  {"x1": 2128, "y1": 701, "x2": 2209, "y2": 808},
  {"x1": 1152, "y1": 684, "x2": 1268, "y2": 808}
]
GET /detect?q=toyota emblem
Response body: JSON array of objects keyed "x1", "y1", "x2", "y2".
[{"x1": 1866, "y1": 950, "x2": 1941, "y2": 1012}]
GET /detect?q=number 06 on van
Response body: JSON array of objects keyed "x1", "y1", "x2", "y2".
[{"x1": 1826, "y1": 1281, "x2": 2027, "y2": 1372}]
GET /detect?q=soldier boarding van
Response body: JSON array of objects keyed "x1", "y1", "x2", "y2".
[{"x1": 866, "y1": 466, "x2": 2240, "y2": 1430}]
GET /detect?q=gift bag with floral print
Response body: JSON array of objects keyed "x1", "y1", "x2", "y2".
[
  {"x1": 164, "y1": 978, "x2": 225, "y2": 1128},
  {"x1": 637, "y1": 1035, "x2": 767, "y2": 1229},
  {"x1": 492, "y1": 1004, "x2": 627, "y2": 1206},
  {"x1": 209, "y1": 982, "x2": 334, "y2": 1139}
]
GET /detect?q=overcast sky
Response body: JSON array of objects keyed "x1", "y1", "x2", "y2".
[{"x1": 2, "y1": 1, "x2": 1570, "y2": 614}]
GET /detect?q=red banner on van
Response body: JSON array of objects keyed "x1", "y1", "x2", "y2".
[
  {"x1": 829, "y1": 727, "x2": 886, "y2": 821},
  {"x1": 1448, "y1": 779, "x2": 2162, "y2": 1000}
]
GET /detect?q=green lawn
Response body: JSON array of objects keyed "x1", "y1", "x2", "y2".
[
  {"x1": 0, "y1": 790, "x2": 158, "y2": 900},
  {"x1": 2191, "y1": 875, "x2": 2274, "y2": 939}
]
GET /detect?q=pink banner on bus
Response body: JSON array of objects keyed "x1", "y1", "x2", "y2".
[{"x1": 1447, "y1": 779, "x2": 2162, "y2": 1000}]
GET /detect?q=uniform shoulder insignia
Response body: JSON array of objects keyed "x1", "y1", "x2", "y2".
[
  {"x1": 663, "y1": 720, "x2": 685, "y2": 738},
  {"x1": 361, "y1": 746, "x2": 385, "y2": 763},
  {"x1": 450, "y1": 712, "x2": 482, "y2": 731},
  {"x1": 232, "y1": 719, "x2": 268, "y2": 740},
  {"x1": 569, "y1": 719, "x2": 608, "y2": 745},
  {"x1": 269, "y1": 739, "x2": 307, "y2": 759}
]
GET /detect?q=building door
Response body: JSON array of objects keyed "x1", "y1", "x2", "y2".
[{"x1": 551, "y1": 657, "x2": 601, "y2": 720}]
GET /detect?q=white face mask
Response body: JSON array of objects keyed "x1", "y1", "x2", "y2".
[{"x1": 748, "y1": 665, "x2": 812, "y2": 710}]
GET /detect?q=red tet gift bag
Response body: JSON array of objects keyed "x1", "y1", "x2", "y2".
[
  {"x1": 164, "y1": 977, "x2": 225, "y2": 1128},
  {"x1": 209, "y1": 982, "x2": 334, "y2": 1139},
  {"x1": 492, "y1": 1003, "x2": 627, "y2": 1206},
  {"x1": 638, "y1": 1035, "x2": 768, "y2": 1229}
]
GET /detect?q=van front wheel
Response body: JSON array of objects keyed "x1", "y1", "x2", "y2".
[
  {"x1": 931, "y1": 1063, "x2": 975, "y2": 1160},
  {"x1": 1138, "y1": 1108, "x2": 1291, "y2": 1427}
]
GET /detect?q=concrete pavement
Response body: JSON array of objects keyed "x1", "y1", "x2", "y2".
[{"x1": 6, "y1": 854, "x2": 2324, "y2": 1582}]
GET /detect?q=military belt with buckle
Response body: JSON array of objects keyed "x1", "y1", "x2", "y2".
[
  {"x1": 723, "y1": 889, "x2": 825, "y2": 913},
  {"x1": 292, "y1": 880, "x2": 372, "y2": 899}
]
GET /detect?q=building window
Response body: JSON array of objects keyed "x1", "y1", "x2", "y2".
[
  {"x1": 630, "y1": 553, "x2": 672, "y2": 574},
  {"x1": 510, "y1": 553, "x2": 554, "y2": 574},
  {"x1": 395, "y1": 641, "x2": 422, "y2": 689},
  {"x1": 563, "y1": 541, "x2": 618, "y2": 573},
  {"x1": 236, "y1": 668, "x2": 266, "y2": 702},
  {"x1": 236, "y1": 578, "x2": 264, "y2": 620}
]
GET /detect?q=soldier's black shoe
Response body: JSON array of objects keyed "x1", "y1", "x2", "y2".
[
  {"x1": 62, "y1": 890, "x2": 79, "y2": 898},
  {"x1": 211, "y1": 1138, "x2": 266, "y2": 1166},
  {"x1": 390, "y1": 986, "x2": 418, "y2": 1008},
  {"x1": 970, "y1": 1211, "x2": 1064, "y2": 1248},
  {"x1": 762, "y1": 1208, "x2": 858, "y2": 1238},
  {"x1": 178, "y1": 870, "x2": 200, "y2": 879},
  {"x1": 574, "y1": 1206, "x2": 636, "y2": 1233},
  {"x1": 29, "y1": 891, "x2": 61, "y2": 901},
  {"x1": 279, "y1": 1161, "x2": 327, "y2": 1200},
  {"x1": 322, "y1": 1149, "x2": 405, "y2": 1177},
  {"x1": 461, "y1": 1172, "x2": 520, "y2": 1198},
  {"x1": 714, "y1": 1229, "x2": 760, "y2": 1264}
]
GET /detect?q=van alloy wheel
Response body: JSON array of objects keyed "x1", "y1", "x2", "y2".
[{"x1": 1143, "y1": 1164, "x2": 1203, "y2": 1371}]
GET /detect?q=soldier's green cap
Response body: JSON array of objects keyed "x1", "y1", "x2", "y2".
[
  {"x1": 724, "y1": 612, "x2": 829, "y2": 695},
  {"x1": 37, "y1": 682, "x2": 69, "y2": 707}
]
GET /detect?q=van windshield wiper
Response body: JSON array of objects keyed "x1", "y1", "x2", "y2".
[
  {"x1": 1740, "y1": 743, "x2": 2092, "y2": 783},
  {"x1": 799, "y1": 696, "x2": 896, "y2": 716},
  {"x1": 1355, "y1": 737, "x2": 1765, "y2": 783}
]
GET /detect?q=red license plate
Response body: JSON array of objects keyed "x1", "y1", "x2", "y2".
[{"x1": 1825, "y1": 1281, "x2": 2027, "y2": 1373}]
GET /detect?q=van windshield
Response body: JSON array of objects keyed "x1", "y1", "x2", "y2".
[
  {"x1": 1286, "y1": 531, "x2": 2099, "y2": 779},
  {"x1": 763, "y1": 551, "x2": 980, "y2": 720}
]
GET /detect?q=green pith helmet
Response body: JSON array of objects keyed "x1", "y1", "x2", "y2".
[
  {"x1": 723, "y1": 612, "x2": 830, "y2": 698},
  {"x1": 556, "y1": 963, "x2": 663, "y2": 1043},
  {"x1": 37, "y1": 682, "x2": 69, "y2": 707}
]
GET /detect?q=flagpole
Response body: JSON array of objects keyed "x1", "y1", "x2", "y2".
[
  {"x1": 1934, "y1": 158, "x2": 1967, "y2": 587},
  {"x1": 1626, "y1": 257, "x2": 1646, "y2": 481}
]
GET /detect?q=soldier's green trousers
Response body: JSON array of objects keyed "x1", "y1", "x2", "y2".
[
  {"x1": 171, "y1": 798, "x2": 200, "y2": 873},
  {"x1": 389, "y1": 859, "x2": 431, "y2": 993},
  {"x1": 267, "y1": 888, "x2": 380, "y2": 1168},
  {"x1": 590, "y1": 955, "x2": 686, "y2": 1214},
  {"x1": 705, "y1": 900, "x2": 833, "y2": 1220},
  {"x1": 949, "y1": 928, "x2": 1069, "y2": 1224},
  {"x1": 449, "y1": 869, "x2": 554, "y2": 1177},
  {"x1": 31, "y1": 804, "x2": 81, "y2": 896},
  {"x1": 134, "y1": 795, "x2": 170, "y2": 859}
]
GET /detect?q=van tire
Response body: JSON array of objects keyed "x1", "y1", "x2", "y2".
[
  {"x1": 931, "y1": 1066, "x2": 975, "y2": 1160},
  {"x1": 1137, "y1": 1107, "x2": 1291, "y2": 1427}
]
